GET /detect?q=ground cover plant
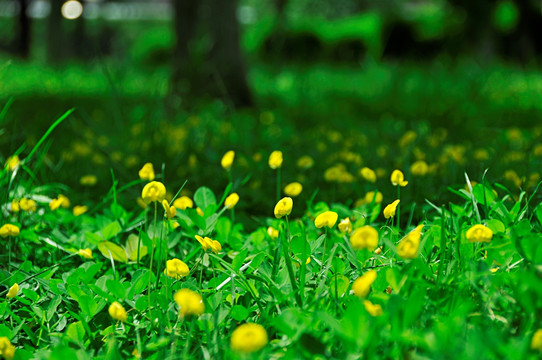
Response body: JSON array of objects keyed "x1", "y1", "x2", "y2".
[{"x1": 1, "y1": 111, "x2": 542, "y2": 359}]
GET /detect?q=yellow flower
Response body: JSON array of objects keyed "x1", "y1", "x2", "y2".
[
  {"x1": 195, "y1": 235, "x2": 222, "y2": 254},
  {"x1": 230, "y1": 323, "x2": 268, "y2": 353},
  {"x1": 80, "y1": 174, "x2": 98, "y2": 186},
  {"x1": 390, "y1": 170, "x2": 408, "y2": 187},
  {"x1": 141, "y1": 181, "x2": 166, "y2": 204},
  {"x1": 268, "y1": 151, "x2": 283, "y2": 169},
  {"x1": 314, "y1": 211, "x2": 338, "y2": 229},
  {"x1": 162, "y1": 200, "x2": 177, "y2": 219},
  {"x1": 221, "y1": 150, "x2": 235, "y2": 171},
  {"x1": 531, "y1": 329, "x2": 542, "y2": 351},
  {"x1": 174, "y1": 289, "x2": 205, "y2": 317},
  {"x1": 6, "y1": 283, "x2": 18, "y2": 299},
  {"x1": 466, "y1": 224, "x2": 493, "y2": 243},
  {"x1": 399, "y1": 130, "x2": 417, "y2": 148},
  {"x1": 352, "y1": 270, "x2": 377, "y2": 298},
  {"x1": 50, "y1": 194, "x2": 71, "y2": 211},
  {"x1": 164, "y1": 258, "x2": 190, "y2": 279},
  {"x1": 78, "y1": 248, "x2": 93, "y2": 259},
  {"x1": 73, "y1": 205, "x2": 88, "y2": 216},
  {"x1": 267, "y1": 227, "x2": 279, "y2": 240},
  {"x1": 383, "y1": 200, "x2": 400, "y2": 219},
  {"x1": 397, "y1": 224, "x2": 423, "y2": 259},
  {"x1": 0, "y1": 337, "x2": 15, "y2": 360},
  {"x1": 196, "y1": 207, "x2": 204, "y2": 216},
  {"x1": 224, "y1": 193, "x2": 239, "y2": 209},
  {"x1": 138, "y1": 162, "x2": 155, "y2": 181},
  {"x1": 363, "y1": 300, "x2": 383, "y2": 317},
  {"x1": 50, "y1": 198, "x2": 61, "y2": 211},
  {"x1": 108, "y1": 301, "x2": 127, "y2": 322},
  {"x1": 19, "y1": 198, "x2": 36, "y2": 212},
  {"x1": 173, "y1": 196, "x2": 194, "y2": 210},
  {"x1": 297, "y1": 155, "x2": 314, "y2": 169},
  {"x1": 360, "y1": 167, "x2": 377, "y2": 183},
  {"x1": 274, "y1": 197, "x2": 293, "y2": 218},
  {"x1": 0, "y1": 224, "x2": 20, "y2": 238},
  {"x1": 284, "y1": 182, "x2": 303, "y2": 197},
  {"x1": 410, "y1": 160, "x2": 429, "y2": 176},
  {"x1": 10, "y1": 201, "x2": 19, "y2": 213},
  {"x1": 5, "y1": 155, "x2": 20, "y2": 171},
  {"x1": 350, "y1": 226, "x2": 379, "y2": 251},
  {"x1": 338, "y1": 218, "x2": 352, "y2": 234}
]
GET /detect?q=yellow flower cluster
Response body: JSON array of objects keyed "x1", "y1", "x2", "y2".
[
  {"x1": 174, "y1": 289, "x2": 205, "y2": 317},
  {"x1": 0, "y1": 224, "x2": 20, "y2": 238},
  {"x1": 0, "y1": 336, "x2": 16, "y2": 360},
  {"x1": 195, "y1": 235, "x2": 221, "y2": 254},
  {"x1": 49, "y1": 194, "x2": 70, "y2": 211},
  {"x1": 164, "y1": 258, "x2": 190, "y2": 279}
]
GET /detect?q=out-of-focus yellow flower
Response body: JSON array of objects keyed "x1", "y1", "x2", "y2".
[
  {"x1": 142, "y1": 181, "x2": 166, "y2": 204},
  {"x1": 297, "y1": 155, "x2": 314, "y2": 169},
  {"x1": 173, "y1": 196, "x2": 193, "y2": 210},
  {"x1": 221, "y1": 150, "x2": 235, "y2": 171},
  {"x1": 231, "y1": 323, "x2": 268, "y2": 353},
  {"x1": 196, "y1": 207, "x2": 204, "y2": 216},
  {"x1": 531, "y1": 329, "x2": 542, "y2": 351},
  {"x1": 352, "y1": 270, "x2": 377, "y2": 298},
  {"x1": 268, "y1": 151, "x2": 283, "y2": 169},
  {"x1": 195, "y1": 235, "x2": 221, "y2": 254},
  {"x1": 174, "y1": 289, "x2": 204, "y2": 317},
  {"x1": 138, "y1": 163, "x2": 155, "y2": 181},
  {"x1": 314, "y1": 211, "x2": 338, "y2": 229},
  {"x1": 19, "y1": 198, "x2": 36, "y2": 212},
  {"x1": 5, "y1": 155, "x2": 20, "y2": 171},
  {"x1": 164, "y1": 258, "x2": 189, "y2": 279},
  {"x1": 274, "y1": 197, "x2": 293, "y2": 219},
  {"x1": 474, "y1": 149, "x2": 490, "y2": 161},
  {"x1": 350, "y1": 226, "x2": 379, "y2": 251},
  {"x1": 10, "y1": 201, "x2": 20, "y2": 213},
  {"x1": 383, "y1": 200, "x2": 400, "y2": 219},
  {"x1": 224, "y1": 193, "x2": 239, "y2": 209},
  {"x1": 533, "y1": 144, "x2": 542, "y2": 157},
  {"x1": 162, "y1": 200, "x2": 177, "y2": 219},
  {"x1": 466, "y1": 224, "x2": 493, "y2": 243},
  {"x1": 109, "y1": 301, "x2": 127, "y2": 322},
  {"x1": 80, "y1": 175, "x2": 97, "y2": 186},
  {"x1": 0, "y1": 337, "x2": 16, "y2": 360},
  {"x1": 73, "y1": 205, "x2": 88, "y2": 216},
  {"x1": 50, "y1": 194, "x2": 71, "y2": 211},
  {"x1": 397, "y1": 224, "x2": 423, "y2": 259},
  {"x1": 410, "y1": 160, "x2": 429, "y2": 176},
  {"x1": 360, "y1": 167, "x2": 377, "y2": 183},
  {"x1": 363, "y1": 300, "x2": 383, "y2": 316},
  {"x1": 338, "y1": 218, "x2": 352, "y2": 234},
  {"x1": 399, "y1": 130, "x2": 417, "y2": 148},
  {"x1": 0, "y1": 224, "x2": 20, "y2": 238},
  {"x1": 390, "y1": 170, "x2": 408, "y2": 187},
  {"x1": 358, "y1": 191, "x2": 383, "y2": 206},
  {"x1": 284, "y1": 182, "x2": 303, "y2": 197},
  {"x1": 6, "y1": 283, "x2": 18, "y2": 299},
  {"x1": 504, "y1": 169, "x2": 522, "y2": 188},
  {"x1": 78, "y1": 248, "x2": 93, "y2": 259},
  {"x1": 267, "y1": 227, "x2": 279, "y2": 240}
]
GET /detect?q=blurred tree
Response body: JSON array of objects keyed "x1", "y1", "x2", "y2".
[
  {"x1": 171, "y1": 0, "x2": 252, "y2": 108},
  {"x1": 16, "y1": 0, "x2": 31, "y2": 58},
  {"x1": 47, "y1": 0, "x2": 63, "y2": 62}
]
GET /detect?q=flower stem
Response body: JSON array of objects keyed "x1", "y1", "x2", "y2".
[
  {"x1": 276, "y1": 167, "x2": 281, "y2": 203},
  {"x1": 148, "y1": 202, "x2": 158, "y2": 306}
]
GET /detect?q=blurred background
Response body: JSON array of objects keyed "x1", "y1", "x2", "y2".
[{"x1": 1, "y1": 0, "x2": 542, "y2": 215}]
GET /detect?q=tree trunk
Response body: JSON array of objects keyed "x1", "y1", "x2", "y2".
[
  {"x1": 208, "y1": 0, "x2": 253, "y2": 107},
  {"x1": 17, "y1": 0, "x2": 31, "y2": 58},
  {"x1": 47, "y1": 0, "x2": 63, "y2": 62}
]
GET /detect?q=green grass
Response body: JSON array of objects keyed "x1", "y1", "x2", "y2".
[{"x1": 1, "y1": 111, "x2": 542, "y2": 358}]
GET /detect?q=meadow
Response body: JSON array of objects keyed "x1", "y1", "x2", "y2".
[{"x1": 2, "y1": 2, "x2": 542, "y2": 358}]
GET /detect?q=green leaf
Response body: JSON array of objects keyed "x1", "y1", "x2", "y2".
[
  {"x1": 106, "y1": 279, "x2": 127, "y2": 300},
  {"x1": 77, "y1": 295, "x2": 98, "y2": 318},
  {"x1": 232, "y1": 249, "x2": 248, "y2": 272},
  {"x1": 102, "y1": 221, "x2": 122, "y2": 240},
  {"x1": 66, "y1": 321, "x2": 85, "y2": 343},
  {"x1": 329, "y1": 274, "x2": 349, "y2": 297},
  {"x1": 486, "y1": 219, "x2": 506, "y2": 234},
  {"x1": 194, "y1": 187, "x2": 217, "y2": 211},
  {"x1": 125, "y1": 234, "x2": 148, "y2": 261},
  {"x1": 98, "y1": 241, "x2": 128, "y2": 262},
  {"x1": 230, "y1": 305, "x2": 249, "y2": 321}
]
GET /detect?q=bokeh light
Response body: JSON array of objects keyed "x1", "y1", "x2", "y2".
[{"x1": 61, "y1": 0, "x2": 83, "y2": 20}]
